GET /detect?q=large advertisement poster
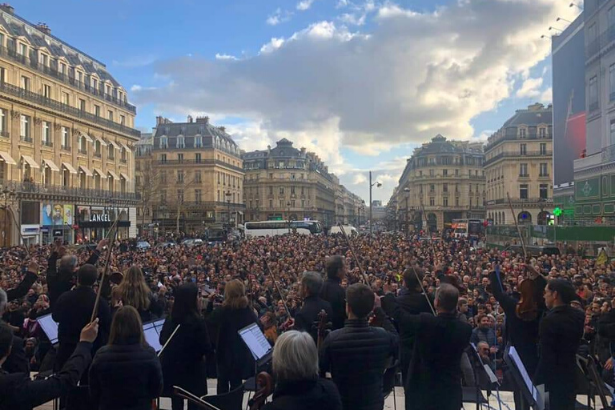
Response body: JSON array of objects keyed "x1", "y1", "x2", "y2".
[
  {"x1": 63, "y1": 205, "x2": 73, "y2": 225},
  {"x1": 42, "y1": 202, "x2": 53, "y2": 226},
  {"x1": 42, "y1": 203, "x2": 74, "y2": 226},
  {"x1": 552, "y1": 19, "x2": 586, "y2": 187}
]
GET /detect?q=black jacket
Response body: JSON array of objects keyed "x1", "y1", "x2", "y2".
[
  {"x1": 534, "y1": 305, "x2": 584, "y2": 410},
  {"x1": 394, "y1": 288, "x2": 434, "y2": 381},
  {"x1": 89, "y1": 342, "x2": 163, "y2": 410},
  {"x1": 2, "y1": 334, "x2": 28, "y2": 374},
  {"x1": 262, "y1": 378, "x2": 343, "y2": 410},
  {"x1": 0, "y1": 341, "x2": 92, "y2": 410},
  {"x1": 294, "y1": 295, "x2": 333, "y2": 343},
  {"x1": 159, "y1": 315, "x2": 212, "y2": 397},
  {"x1": 489, "y1": 271, "x2": 544, "y2": 375},
  {"x1": 206, "y1": 304, "x2": 258, "y2": 380},
  {"x1": 5, "y1": 271, "x2": 37, "y2": 302},
  {"x1": 382, "y1": 294, "x2": 472, "y2": 410},
  {"x1": 320, "y1": 277, "x2": 346, "y2": 331},
  {"x1": 52, "y1": 286, "x2": 111, "y2": 369},
  {"x1": 47, "y1": 250, "x2": 100, "y2": 310},
  {"x1": 319, "y1": 319, "x2": 398, "y2": 410}
]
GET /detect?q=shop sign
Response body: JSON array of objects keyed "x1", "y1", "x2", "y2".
[{"x1": 90, "y1": 214, "x2": 111, "y2": 222}]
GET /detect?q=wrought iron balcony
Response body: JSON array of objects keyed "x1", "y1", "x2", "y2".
[
  {"x1": 1, "y1": 180, "x2": 140, "y2": 201},
  {"x1": 0, "y1": 82, "x2": 140, "y2": 137},
  {"x1": 0, "y1": 45, "x2": 136, "y2": 113}
]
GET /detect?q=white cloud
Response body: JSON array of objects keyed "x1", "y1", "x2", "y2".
[
  {"x1": 215, "y1": 53, "x2": 238, "y2": 61},
  {"x1": 516, "y1": 77, "x2": 544, "y2": 98},
  {"x1": 267, "y1": 8, "x2": 293, "y2": 26},
  {"x1": 297, "y1": 0, "x2": 315, "y2": 11},
  {"x1": 352, "y1": 173, "x2": 367, "y2": 185},
  {"x1": 134, "y1": 0, "x2": 575, "y2": 197},
  {"x1": 540, "y1": 87, "x2": 552, "y2": 103},
  {"x1": 339, "y1": 13, "x2": 367, "y2": 26}
]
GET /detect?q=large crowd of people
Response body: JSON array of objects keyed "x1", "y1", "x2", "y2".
[{"x1": 0, "y1": 230, "x2": 612, "y2": 410}]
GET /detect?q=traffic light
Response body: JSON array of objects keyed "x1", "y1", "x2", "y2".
[{"x1": 553, "y1": 207, "x2": 562, "y2": 217}]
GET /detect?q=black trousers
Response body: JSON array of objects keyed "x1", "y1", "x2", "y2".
[{"x1": 216, "y1": 366, "x2": 242, "y2": 394}]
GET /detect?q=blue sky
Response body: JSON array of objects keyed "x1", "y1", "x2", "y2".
[{"x1": 8, "y1": 0, "x2": 573, "y2": 203}]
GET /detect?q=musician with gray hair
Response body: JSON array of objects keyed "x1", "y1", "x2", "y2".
[
  {"x1": 293, "y1": 271, "x2": 333, "y2": 344},
  {"x1": 263, "y1": 330, "x2": 342, "y2": 410}
]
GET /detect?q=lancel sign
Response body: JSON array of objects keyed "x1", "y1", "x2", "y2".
[{"x1": 90, "y1": 214, "x2": 111, "y2": 222}]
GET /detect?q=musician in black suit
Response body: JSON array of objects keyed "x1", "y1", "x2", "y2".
[
  {"x1": 52, "y1": 264, "x2": 111, "y2": 372},
  {"x1": 293, "y1": 271, "x2": 333, "y2": 344},
  {"x1": 535, "y1": 279, "x2": 584, "y2": 410},
  {"x1": 395, "y1": 267, "x2": 434, "y2": 384},
  {"x1": 320, "y1": 256, "x2": 346, "y2": 331},
  {"x1": 382, "y1": 283, "x2": 472, "y2": 410}
]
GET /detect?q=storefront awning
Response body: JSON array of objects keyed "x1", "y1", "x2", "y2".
[
  {"x1": 79, "y1": 165, "x2": 93, "y2": 177},
  {"x1": 43, "y1": 159, "x2": 59, "y2": 172},
  {"x1": 108, "y1": 141, "x2": 121, "y2": 150},
  {"x1": 107, "y1": 170, "x2": 119, "y2": 180},
  {"x1": 92, "y1": 168, "x2": 107, "y2": 178},
  {"x1": 62, "y1": 162, "x2": 78, "y2": 174},
  {"x1": 80, "y1": 133, "x2": 93, "y2": 143},
  {"x1": 119, "y1": 172, "x2": 130, "y2": 181},
  {"x1": 0, "y1": 151, "x2": 16, "y2": 165},
  {"x1": 21, "y1": 155, "x2": 40, "y2": 169}
]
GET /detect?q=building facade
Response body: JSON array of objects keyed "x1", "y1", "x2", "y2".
[
  {"x1": 392, "y1": 135, "x2": 485, "y2": 233},
  {"x1": 567, "y1": 0, "x2": 615, "y2": 222},
  {"x1": 135, "y1": 116, "x2": 245, "y2": 235},
  {"x1": 0, "y1": 5, "x2": 139, "y2": 246},
  {"x1": 484, "y1": 103, "x2": 553, "y2": 225},
  {"x1": 242, "y1": 138, "x2": 359, "y2": 227}
]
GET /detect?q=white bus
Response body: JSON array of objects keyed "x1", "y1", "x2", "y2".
[{"x1": 244, "y1": 220, "x2": 324, "y2": 238}]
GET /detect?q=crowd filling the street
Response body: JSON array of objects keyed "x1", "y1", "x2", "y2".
[{"x1": 0, "y1": 230, "x2": 610, "y2": 410}]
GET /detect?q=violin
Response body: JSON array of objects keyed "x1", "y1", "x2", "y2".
[{"x1": 248, "y1": 372, "x2": 274, "y2": 410}]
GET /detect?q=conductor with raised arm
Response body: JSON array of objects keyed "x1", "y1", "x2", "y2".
[{"x1": 382, "y1": 283, "x2": 471, "y2": 410}]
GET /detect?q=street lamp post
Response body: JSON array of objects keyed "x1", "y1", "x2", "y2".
[
  {"x1": 404, "y1": 187, "x2": 410, "y2": 238},
  {"x1": 368, "y1": 171, "x2": 382, "y2": 235},
  {"x1": 287, "y1": 201, "x2": 291, "y2": 234}
]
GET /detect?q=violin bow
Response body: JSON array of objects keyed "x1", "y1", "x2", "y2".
[
  {"x1": 506, "y1": 192, "x2": 527, "y2": 259},
  {"x1": 338, "y1": 223, "x2": 369, "y2": 284},
  {"x1": 90, "y1": 211, "x2": 120, "y2": 322},
  {"x1": 262, "y1": 253, "x2": 293, "y2": 319}
]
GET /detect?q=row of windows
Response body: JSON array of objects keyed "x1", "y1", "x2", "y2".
[
  {"x1": 517, "y1": 128, "x2": 548, "y2": 139},
  {"x1": 0, "y1": 33, "x2": 128, "y2": 104},
  {"x1": 487, "y1": 184, "x2": 549, "y2": 201},
  {"x1": 519, "y1": 163, "x2": 549, "y2": 177},
  {"x1": 415, "y1": 169, "x2": 483, "y2": 177},
  {"x1": 159, "y1": 135, "x2": 238, "y2": 154},
  {"x1": 1, "y1": 67, "x2": 128, "y2": 125},
  {"x1": 13, "y1": 164, "x2": 128, "y2": 192},
  {"x1": 247, "y1": 199, "x2": 312, "y2": 209},
  {"x1": 417, "y1": 183, "x2": 484, "y2": 195},
  {"x1": 415, "y1": 156, "x2": 484, "y2": 167}
]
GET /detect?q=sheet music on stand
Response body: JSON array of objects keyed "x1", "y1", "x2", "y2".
[
  {"x1": 143, "y1": 319, "x2": 165, "y2": 353},
  {"x1": 37, "y1": 313, "x2": 59, "y2": 345},
  {"x1": 505, "y1": 346, "x2": 545, "y2": 410},
  {"x1": 238, "y1": 323, "x2": 272, "y2": 364}
]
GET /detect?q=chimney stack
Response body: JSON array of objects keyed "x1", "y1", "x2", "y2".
[
  {"x1": 0, "y1": 3, "x2": 14, "y2": 14},
  {"x1": 35, "y1": 22, "x2": 51, "y2": 35},
  {"x1": 196, "y1": 116, "x2": 209, "y2": 124},
  {"x1": 187, "y1": 115, "x2": 193, "y2": 123},
  {"x1": 219, "y1": 126, "x2": 226, "y2": 132}
]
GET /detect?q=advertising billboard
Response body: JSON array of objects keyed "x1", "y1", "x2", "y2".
[{"x1": 552, "y1": 15, "x2": 586, "y2": 188}]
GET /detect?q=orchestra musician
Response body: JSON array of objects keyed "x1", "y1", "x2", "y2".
[
  {"x1": 535, "y1": 279, "x2": 584, "y2": 410},
  {"x1": 382, "y1": 283, "x2": 471, "y2": 410},
  {"x1": 293, "y1": 271, "x2": 333, "y2": 344},
  {"x1": 320, "y1": 283, "x2": 398, "y2": 410},
  {"x1": 320, "y1": 256, "x2": 347, "y2": 331},
  {"x1": 263, "y1": 331, "x2": 342, "y2": 410}
]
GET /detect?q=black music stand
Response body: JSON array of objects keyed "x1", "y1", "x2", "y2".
[
  {"x1": 464, "y1": 344, "x2": 496, "y2": 410},
  {"x1": 503, "y1": 346, "x2": 544, "y2": 410},
  {"x1": 575, "y1": 354, "x2": 614, "y2": 410}
]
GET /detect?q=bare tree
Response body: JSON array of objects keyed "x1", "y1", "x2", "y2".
[
  {"x1": 135, "y1": 160, "x2": 162, "y2": 236},
  {"x1": 166, "y1": 174, "x2": 198, "y2": 235}
]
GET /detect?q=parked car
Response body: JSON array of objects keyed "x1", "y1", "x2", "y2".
[
  {"x1": 329, "y1": 225, "x2": 358, "y2": 236},
  {"x1": 136, "y1": 241, "x2": 151, "y2": 250}
]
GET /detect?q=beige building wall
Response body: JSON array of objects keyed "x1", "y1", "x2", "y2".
[
  {"x1": 393, "y1": 135, "x2": 486, "y2": 233},
  {"x1": 0, "y1": 6, "x2": 139, "y2": 245},
  {"x1": 485, "y1": 103, "x2": 553, "y2": 225}
]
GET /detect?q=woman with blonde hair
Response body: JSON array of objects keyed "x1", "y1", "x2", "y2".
[
  {"x1": 89, "y1": 306, "x2": 163, "y2": 410},
  {"x1": 206, "y1": 279, "x2": 258, "y2": 393},
  {"x1": 116, "y1": 266, "x2": 162, "y2": 322}
]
